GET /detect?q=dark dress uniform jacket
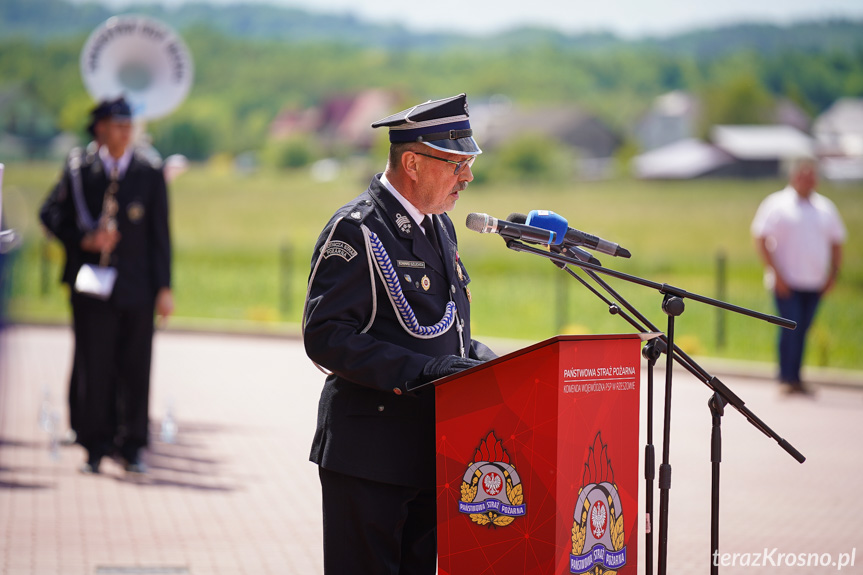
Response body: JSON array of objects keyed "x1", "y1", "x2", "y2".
[
  {"x1": 304, "y1": 175, "x2": 491, "y2": 489},
  {"x1": 39, "y1": 148, "x2": 171, "y2": 305}
]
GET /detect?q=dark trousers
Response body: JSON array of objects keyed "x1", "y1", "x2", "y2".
[
  {"x1": 71, "y1": 292, "x2": 154, "y2": 460},
  {"x1": 318, "y1": 467, "x2": 436, "y2": 575},
  {"x1": 774, "y1": 289, "x2": 821, "y2": 384}
]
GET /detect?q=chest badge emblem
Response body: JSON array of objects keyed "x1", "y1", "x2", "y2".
[
  {"x1": 395, "y1": 212, "x2": 412, "y2": 234},
  {"x1": 127, "y1": 201, "x2": 145, "y2": 222}
]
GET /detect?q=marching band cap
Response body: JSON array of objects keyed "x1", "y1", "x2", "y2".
[
  {"x1": 87, "y1": 96, "x2": 133, "y2": 136},
  {"x1": 371, "y1": 93, "x2": 481, "y2": 156}
]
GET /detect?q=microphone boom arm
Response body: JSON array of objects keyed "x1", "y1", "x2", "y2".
[
  {"x1": 504, "y1": 239, "x2": 794, "y2": 328},
  {"x1": 502, "y1": 238, "x2": 804, "y2": 463}
]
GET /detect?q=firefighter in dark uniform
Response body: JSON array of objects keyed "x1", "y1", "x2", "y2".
[
  {"x1": 40, "y1": 97, "x2": 173, "y2": 475},
  {"x1": 303, "y1": 93, "x2": 496, "y2": 574}
]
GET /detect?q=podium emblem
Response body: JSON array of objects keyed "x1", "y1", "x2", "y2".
[
  {"x1": 458, "y1": 431, "x2": 525, "y2": 528},
  {"x1": 571, "y1": 432, "x2": 627, "y2": 574}
]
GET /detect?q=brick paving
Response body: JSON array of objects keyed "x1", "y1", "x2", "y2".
[
  {"x1": 1, "y1": 324, "x2": 862, "y2": 574},
  {"x1": 1, "y1": 326, "x2": 323, "y2": 575}
]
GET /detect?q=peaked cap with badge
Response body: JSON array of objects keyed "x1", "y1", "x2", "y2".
[
  {"x1": 371, "y1": 92, "x2": 482, "y2": 156},
  {"x1": 87, "y1": 96, "x2": 133, "y2": 137}
]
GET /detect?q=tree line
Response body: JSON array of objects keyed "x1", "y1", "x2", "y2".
[{"x1": 1, "y1": 12, "x2": 862, "y2": 161}]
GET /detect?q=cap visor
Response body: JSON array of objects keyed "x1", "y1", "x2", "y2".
[{"x1": 422, "y1": 136, "x2": 482, "y2": 156}]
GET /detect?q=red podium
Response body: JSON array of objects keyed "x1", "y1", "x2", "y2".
[{"x1": 435, "y1": 334, "x2": 641, "y2": 575}]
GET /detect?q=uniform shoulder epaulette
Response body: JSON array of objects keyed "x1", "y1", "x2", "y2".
[
  {"x1": 133, "y1": 146, "x2": 163, "y2": 170},
  {"x1": 65, "y1": 146, "x2": 94, "y2": 175},
  {"x1": 338, "y1": 197, "x2": 375, "y2": 226},
  {"x1": 66, "y1": 146, "x2": 84, "y2": 168}
]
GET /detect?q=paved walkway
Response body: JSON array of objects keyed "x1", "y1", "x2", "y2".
[{"x1": 1, "y1": 325, "x2": 862, "y2": 574}]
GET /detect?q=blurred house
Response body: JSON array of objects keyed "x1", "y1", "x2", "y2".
[
  {"x1": 633, "y1": 125, "x2": 814, "y2": 180},
  {"x1": 813, "y1": 98, "x2": 863, "y2": 181},
  {"x1": 632, "y1": 138, "x2": 733, "y2": 179},
  {"x1": 631, "y1": 91, "x2": 814, "y2": 179},
  {"x1": 710, "y1": 125, "x2": 814, "y2": 177},
  {"x1": 269, "y1": 107, "x2": 319, "y2": 140},
  {"x1": 473, "y1": 102, "x2": 621, "y2": 179},
  {"x1": 269, "y1": 89, "x2": 399, "y2": 152},
  {"x1": 634, "y1": 91, "x2": 700, "y2": 151}
]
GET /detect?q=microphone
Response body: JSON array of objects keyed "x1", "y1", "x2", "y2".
[
  {"x1": 526, "y1": 210, "x2": 631, "y2": 258},
  {"x1": 465, "y1": 212, "x2": 558, "y2": 245},
  {"x1": 507, "y1": 213, "x2": 601, "y2": 266}
]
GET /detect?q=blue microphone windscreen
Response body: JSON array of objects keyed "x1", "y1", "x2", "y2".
[{"x1": 526, "y1": 210, "x2": 567, "y2": 245}]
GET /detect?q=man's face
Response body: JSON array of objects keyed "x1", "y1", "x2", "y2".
[
  {"x1": 100, "y1": 118, "x2": 133, "y2": 153},
  {"x1": 411, "y1": 150, "x2": 475, "y2": 215},
  {"x1": 791, "y1": 164, "x2": 817, "y2": 198}
]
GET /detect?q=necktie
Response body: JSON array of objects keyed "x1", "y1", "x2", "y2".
[
  {"x1": 100, "y1": 165, "x2": 120, "y2": 267},
  {"x1": 104, "y1": 165, "x2": 119, "y2": 225},
  {"x1": 422, "y1": 215, "x2": 441, "y2": 258}
]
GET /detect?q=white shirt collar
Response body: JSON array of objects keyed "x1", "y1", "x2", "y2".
[
  {"x1": 99, "y1": 146, "x2": 134, "y2": 180},
  {"x1": 783, "y1": 184, "x2": 819, "y2": 201},
  {"x1": 379, "y1": 173, "x2": 427, "y2": 231}
]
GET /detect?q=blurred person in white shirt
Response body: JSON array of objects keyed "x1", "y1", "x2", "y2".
[{"x1": 751, "y1": 158, "x2": 846, "y2": 395}]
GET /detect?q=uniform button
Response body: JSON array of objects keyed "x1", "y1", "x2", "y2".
[
  {"x1": 364, "y1": 200, "x2": 372, "y2": 205},
  {"x1": 392, "y1": 388, "x2": 403, "y2": 395},
  {"x1": 451, "y1": 284, "x2": 456, "y2": 293},
  {"x1": 377, "y1": 405, "x2": 385, "y2": 412}
]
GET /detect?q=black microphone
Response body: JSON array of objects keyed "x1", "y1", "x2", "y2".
[
  {"x1": 507, "y1": 213, "x2": 601, "y2": 266},
  {"x1": 526, "y1": 210, "x2": 631, "y2": 258},
  {"x1": 465, "y1": 212, "x2": 558, "y2": 245}
]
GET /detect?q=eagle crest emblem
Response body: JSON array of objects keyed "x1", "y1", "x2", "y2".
[
  {"x1": 458, "y1": 431, "x2": 525, "y2": 528},
  {"x1": 570, "y1": 432, "x2": 627, "y2": 574}
]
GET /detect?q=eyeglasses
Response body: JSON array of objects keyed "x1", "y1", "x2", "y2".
[{"x1": 414, "y1": 152, "x2": 476, "y2": 175}]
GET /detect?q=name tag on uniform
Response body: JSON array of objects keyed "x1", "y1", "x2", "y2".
[{"x1": 397, "y1": 260, "x2": 426, "y2": 269}]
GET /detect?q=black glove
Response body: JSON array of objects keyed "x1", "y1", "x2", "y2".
[
  {"x1": 403, "y1": 355, "x2": 484, "y2": 393},
  {"x1": 419, "y1": 355, "x2": 483, "y2": 384}
]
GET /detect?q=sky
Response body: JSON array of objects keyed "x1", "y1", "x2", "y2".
[{"x1": 101, "y1": 0, "x2": 863, "y2": 38}]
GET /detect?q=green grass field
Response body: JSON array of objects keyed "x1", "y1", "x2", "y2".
[{"x1": 3, "y1": 160, "x2": 861, "y2": 369}]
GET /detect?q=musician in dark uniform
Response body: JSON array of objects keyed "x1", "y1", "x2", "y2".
[
  {"x1": 303, "y1": 93, "x2": 496, "y2": 574},
  {"x1": 40, "y1": 97, "x2": 173, "y2": 475}
]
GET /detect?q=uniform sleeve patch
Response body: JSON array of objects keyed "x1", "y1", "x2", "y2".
[{"x1": 322, "y1": 240, "x2": 358, "y2": 262}]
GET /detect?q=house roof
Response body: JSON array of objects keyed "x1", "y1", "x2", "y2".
[
  {"x1": 269, "y1": 89, "x2": 398, "y2": 148},
  {"x1": 814, "y1": 98, "x2": 863, "y2": 134},
  {"x1": 711, "y1": 125, "x2": 814, "y2": 161},
  {"x1": 813, "y1": 98, "x2": 863, "y2": 157},
  {"x1": 633, "y1": 138, "x2": 734, "y2": 179}
]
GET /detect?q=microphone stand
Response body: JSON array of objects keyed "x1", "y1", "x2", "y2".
[
  {"x1": 549, "y1": 246, "x2": 663, "y2": 575},
  {"x1": 502, "y1": 239, "x2": 804, "y2": 575}
]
